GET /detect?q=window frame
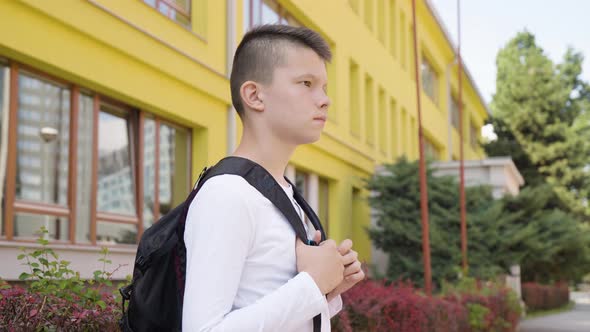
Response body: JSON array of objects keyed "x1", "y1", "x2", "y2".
[
  {"x1": 420, "y1": 55, "x2": 440, "y2": 106},
  {"x1": 143, "y1": 0, "x2": 192, "y2": 28},
  {"x1": 2, "y1": 61, "x2": 192, "y2": 247}
]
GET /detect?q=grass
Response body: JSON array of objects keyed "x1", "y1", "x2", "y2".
[{"x1": 525, "y1": 301, "x2": 576, "y2": 319}]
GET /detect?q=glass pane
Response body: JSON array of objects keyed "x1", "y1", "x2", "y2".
[
  {"x1": 75, "y1": 94, "x2": 94, "y2": 243},
  {"x1": 318, "y1": 178, "x2": 329, "y2": 235},
  {"x1": 451, "y1": 96, "x2": 460, "y2": 131},
  {"x1": 145, "y1": 0, "x2": 190, "y2": 27},
  {"x1": 97, "y1": 107, "x2": 136, "y2": 215},
  {"x1": 0, "y1": 64, "x2": 8, "y2": 236},
  {"x1": 251, "y1": 0, "x2": 261, "y2": 26},
  {"x1": 143, "y1": 117, "x2": 156, "y2": 228},
  {"x1": 421, "y1": 59, "x2": 438, "y2": 104},
  {"x1": 261, "y1": 0, "x2": 279, "y2": 25},
  {"x1": 471, "y1": 124, "x2": 479, "y2": 148},
  {"x1": 97, "y1": 221, "x2": 137, "y2": 245},
  {"x1": 16, "y1": 74, "x2": 70, "y2": 206},
  {"x1": 295, "y1": 171, "x2": 308, "y2": 200},
  {"x1": 244, "y1": 0, "x2": 251, "y2": 31},
  {"x1": 159, "y1": 124, "x2": 190, "y2": 217},
  {"x1": 169, "y1": 0, "x2": 190, "y2": 13},
  {"x1": 14, "y1": 213, "x2": 69, "y2": 241}
]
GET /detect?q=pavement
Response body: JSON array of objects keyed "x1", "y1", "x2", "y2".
[{"x1": 519, "y1": 292, "x2": 590, "y2": 332}]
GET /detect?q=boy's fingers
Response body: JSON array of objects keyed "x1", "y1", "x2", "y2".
[
  {"x1": 313, "y1": 230, "x2": 321, "y2": 244},
  {"x1": 342, "y1": 250, "x2": 358, "y2": 266},
  {"x1": 338, "y1": 239, "x2": 353, "y2": 255}
]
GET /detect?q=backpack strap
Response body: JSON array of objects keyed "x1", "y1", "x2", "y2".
[
  {"x1": 285, "y1": 176, "x2": 327, "y2": 243},
  {"x1": 198, "y1": 156, "x2": 312, "y2": 243}
]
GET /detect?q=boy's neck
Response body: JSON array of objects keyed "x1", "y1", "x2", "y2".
[{"x1": 232, "y1": 134, "x2": 295, "y2": 188}]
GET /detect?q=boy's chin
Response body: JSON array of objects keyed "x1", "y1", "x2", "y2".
[{"x1": 297, "y1": 133, "x2": 322, "y2": 145}]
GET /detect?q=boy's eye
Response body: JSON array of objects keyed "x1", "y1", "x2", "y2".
[{"x1": 302, "y1": 81, "x2": 312, "y2": 87}]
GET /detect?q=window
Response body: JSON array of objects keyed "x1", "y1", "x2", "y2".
[
  {"x1": 245, "y1": 0, "x2": 303, "y2": 30},
  {"x1": 470, "y1": 122, "x2": 479, "y2": 150},
  {"x1": 295, "y1": 170, "x2": 309, "y2": 201},
  {"x1": 365, "y1": 75, "x2": 374, "y2": 146},
  {"x1": 377, "y1": 0, "x2": 385, "y2": 44},
  {"x1": 318, "y1": 178, "x2": 329, "y2": 236},
  {"x1": 97, "y1": 106, "x2": 136, "y2": 216},
  {"x1": 421, "y1": 57, "x2": 439, "y2": 105},
  {"x1": 390, "y1": 98, "x2": 398, "y2": 157},
  {"x1": 2, "y1": 63, "x2": 192, "y2": 245},
  {"x1": 389, "y1": 0, "x2": 396, "y2": 58},
  {"x1": 400, "y1": 12, "x2": 407, "y2": 69},
  {"x1": 424, "y1": 137, "x2": 439, "y2": 160},
  {"x1": 349, "y1": 61, "x2": 360, "y2": 138},
  {"x1": 378, "y1": 88, "x2": 387, "y2": 154},
  {"x1": 364, "y1": 0, "x2": 374, "y2": 31},
  {"x1": 143, "y1": 0, "x2": 191, "y2": 27},
  {"x1": 450, "y1": 95, "x2": 461, "y2": 131},
  {"x1": 0, "y1": 63, "x2": 9, "y2": 237}
]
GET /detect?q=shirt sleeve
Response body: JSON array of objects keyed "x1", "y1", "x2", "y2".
[
  {"x1": 182, "y1": 175, "x2": 328, "y2": 331},
  {"x1": 328, "y1": 295, "x2": 343, "y2": 318}
]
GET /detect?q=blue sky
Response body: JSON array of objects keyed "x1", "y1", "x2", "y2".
[{"x1": 429, "y1": 0, "x2": 590, "y2": 105}]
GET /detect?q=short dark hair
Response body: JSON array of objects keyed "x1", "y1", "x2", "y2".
[{"x1": 230, "y1": 24, "x2": 332, "y2": 116}]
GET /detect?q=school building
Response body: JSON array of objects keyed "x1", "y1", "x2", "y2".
[{"x1": 0, "y1": 0, "x2": 487, "y2": 280}]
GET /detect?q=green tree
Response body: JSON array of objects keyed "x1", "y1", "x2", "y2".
[
  {"x1": 491, "y1": 30, "x2": 590, "y2": 217},
  {"x1": 367, "y1": 159, "x2": 590, "y2": 286}
]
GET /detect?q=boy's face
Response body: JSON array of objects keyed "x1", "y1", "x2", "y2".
[{"x1": 259, "y1": 45, "x2": 330, "y2": 146}]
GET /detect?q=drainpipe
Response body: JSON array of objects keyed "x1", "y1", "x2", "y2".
[{"x1": 226, "y1": 0, "x2": 237, "y2": 155}]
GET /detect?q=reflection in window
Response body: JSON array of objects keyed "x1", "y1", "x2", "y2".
[
  {"x1": 97, "y1": 221, "x2": 136, "y2": 245},
  {"x1": 421, "y1": 57, "x2": 439, "y2": 105},
  {"x1": 14, "y1": 213, "x2": 69, "y2": 241},
  {"x1": 97, "y1": 106, "x2": 136, "y2": 215},
  {"x1": 76, "y1": 94, "x2": 94, "y2": 243},
  {"x1": 424, "y1": 137, "x2": 439, "y2": 160},
  {"x1": 16, "y1": 74, "x2": 70, "y2": 206},
  {"x1": 470, "y1": 123, "x2": 479, "y2": 149},
  {"x1": 0, "y1": 64, "x2": 8, "y2": 236},
  {"x1": 261, "y1": 0, "x2": 279, "y2": 24},
  {"x1": 144, "y1": 0, "x2": 191, "y2": 27},
  {"x1": 318, "y1": 178, "x2": 329, "y2": 236},
  {"x1": 295, "y1": 170, "x2": 309, "y2": 200},
  {"x1": 158, "y1": 123, "x2": 190, "y2": 217},
  {"x1": 143, "y1": 117, "x2": 156, "y2": 228},
  {"x1": 450, "y1": 95, "x2": 461, "y2": 131},
  {"x1": 245, "y1": 0, "x2": 302, "y2": 29}
]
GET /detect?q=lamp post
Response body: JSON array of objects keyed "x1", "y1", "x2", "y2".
[{"x1": 39, "y1": 126, "x2": 58, "y2": 239}]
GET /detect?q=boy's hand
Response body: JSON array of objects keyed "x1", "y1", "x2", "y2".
[
  {"x1": 296, "y1": 232, "x2": 344, "y2": 295},
  {"x1": 325, "y1": 237, "x2": 365, "y2": 302}
]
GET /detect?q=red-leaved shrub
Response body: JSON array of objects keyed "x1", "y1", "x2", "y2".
[{"x1": 332, "y1": 278, "x2": 521, "y2": 332}]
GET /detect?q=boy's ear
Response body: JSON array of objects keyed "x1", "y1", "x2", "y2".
[{"x1": 240, "y1": 81, "x2": 265, "y2": 113}]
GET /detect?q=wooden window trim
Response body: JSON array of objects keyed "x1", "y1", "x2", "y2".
[
  {"x1": 154, "y1": 118, "x2": 161, "y2": 220},
  {"x1": 2, "y1": 58, "x2": 192, "y2": 247},
  {"x1": 68, "y1": 86, "x2": 79, "y2": 243}
]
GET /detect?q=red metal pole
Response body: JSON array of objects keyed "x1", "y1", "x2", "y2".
[
  {"x1": 457, "y1": 0, "x2": 468, "y2": 273},
  {"x1": 411, "y1": 0, "x2": 432, "y2": 296}
]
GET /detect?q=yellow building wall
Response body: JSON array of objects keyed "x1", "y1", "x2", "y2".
[
  {"x1": 0, "y1": 0, "x2": 489, "y2": 265},
  {"x1": 268, "y1": 0, "x2": 488, "y2": 262}
]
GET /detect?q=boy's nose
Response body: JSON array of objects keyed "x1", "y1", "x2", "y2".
[{"x1": 318, "y1": 93, "x2": 331, "y2": 110}]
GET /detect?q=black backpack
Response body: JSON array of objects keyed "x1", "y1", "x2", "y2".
[{"x1": 119, "y1": 156, "x2": 327, "y2": 331}]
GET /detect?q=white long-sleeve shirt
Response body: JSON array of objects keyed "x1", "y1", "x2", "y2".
[{"x1": 182, "y1": 174, "x2": 342, "y2": 331}]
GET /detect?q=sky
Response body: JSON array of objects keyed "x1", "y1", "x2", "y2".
[{"x1": 429, "y1": 0, "x2": 590, "y2": 106}]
